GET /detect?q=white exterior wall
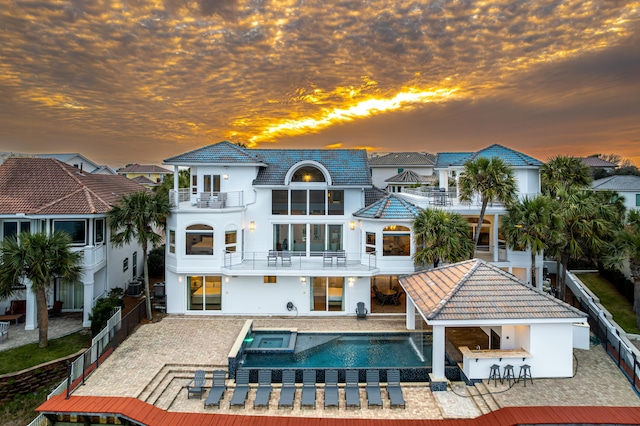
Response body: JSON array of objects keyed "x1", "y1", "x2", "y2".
[{"x1": 529, "y1": 323, "x2": 575, "y2": 377}]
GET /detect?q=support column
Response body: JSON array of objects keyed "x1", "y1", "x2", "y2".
[
  {"x1": 24, "y1": 279, "x2": 37, "y2": 331},
  {"x1": 430, "y1": 324, "x2": 448, "y2": 391},
  {"x1": 493, "y1": 213, "x2": 500, "y2": 262},
  {"x1": 83, "y1": 277, "x2": 94, "y2": 328},
  {"x1": 405, "y1": 297, "x2": 416, "y2": 330},
  {"x1": 439, "y1": 170, "x2": 448, "y2": 191}
]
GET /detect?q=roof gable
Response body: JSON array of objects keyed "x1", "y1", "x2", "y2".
[
  {"x1": 353, "y1": 194, "x2": 422, "y2": 219},
  {"x1": 163, "y1": 141, "x2": 265, "y2": 165},
  {"x1": 384, "y1": 170, "x2": 434, "y2": 183},
  {"x1": 118, "y1": 164, "x2": 172, "y2": 174},
  {"x1": 400, "y1": 259, "x2": 585, "y2": 322},
  {"x1": 463, "y1": 144, "x2": 543, "y2": 167},
  {"x1": 369, "y1": 152, "x2": 435, "y2": 166}
]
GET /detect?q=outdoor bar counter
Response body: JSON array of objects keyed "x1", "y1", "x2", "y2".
[{"x1": 459, "y1": 346, "x2": 531, "y2": 380}]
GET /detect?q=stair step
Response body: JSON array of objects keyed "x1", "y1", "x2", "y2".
[
  {"x1": 475, "y1": 382, "x2": 501, "y2": 412},
  {"x1": 465, "y1": 384, "x2": 491, "y2": 415}
]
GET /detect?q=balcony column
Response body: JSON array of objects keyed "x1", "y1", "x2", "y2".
[
  {"x1": 493, "y1": 213, "x2": 499, "y2": 262},
  {"x1": 24, "y1": 279, "x2": 37, "y2": 331},
  {"x1": 405, "y1": 296, "x2": 416, "y2": 330},
  {"x1": 82, "y1": 274, "x2": 94, "y2": 328},
  {"x1": 430, "y1": 324, "x2": 448, "y2": 391},
  {"x1": 439, "y1": 170, "x2": 448, "y2": 191},
  {"x1": 173, "y1": 165, "x2": 179, "y2": 193}
]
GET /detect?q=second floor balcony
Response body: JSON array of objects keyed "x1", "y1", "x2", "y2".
[
  {"x1": 400, "y1": 188, "x2": 540, "y2": 210},
  {"x1": 169, "y1": 189, "x2": 244, "y2": 211}
]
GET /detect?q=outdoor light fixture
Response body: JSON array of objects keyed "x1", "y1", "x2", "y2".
[
  {"x1": 249, "y1": 221, "x2": 255, "y2": 231},
  {"x1": 349, "y1": 221, "x2": 355, "y2": 230},
  {"x1": 225, "y1": 276, "x2": 230, "y2": 283},
  {"x1": 348, "y1": 277, "x2": 355, "y2": 286},
  {"x1": 223, "y1": 166, "x2": 229, "y2": 180},
  {"x1": 300, "y1": 277, "x2": 307, "y2": 283},
  {"x1": 178, "y1": 275, "x2": 183, "y2": 283}
]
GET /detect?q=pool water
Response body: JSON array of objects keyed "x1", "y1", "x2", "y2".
[{"x1": 242, "y1": 332, "x2": 431, "y2": 369}]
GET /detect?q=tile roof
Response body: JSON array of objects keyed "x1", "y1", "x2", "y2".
[
  {"x1": 592, "y1": 175, "x2": 640, "y2": 191},
  {"x1": 0, "y1": 157, "x2": 146, "y2": 215},
  {"x1": 384, "y1": 170, "x2": 434, "y2": 183},
  {"x1": 131, "y1": 176, "x2": 159, "y2": 185},
  {"x1": 118, "y1": 163, "x2": 172, "y2": 174},
  {"x1": 581, "y1": 156, "x2": 618, "y2": 168},
  {"x1": 364, "y1": 186, "x2": 388, "y2": 206},
  {"x1": 164, "y1": 141, "x2": 372, "y2": 186},
  {"x1": 400, "y1": 259, "x2": 586, "y2": 322},
  {"x1": 435, "y1": 145, "x2": 542, "y2": 168},
  {"x1": 369, "y1": 152, "x2": 435, "y2": 166},
  {"x1": 353, "y1": 194, "x2": 422, "y2": 219}
]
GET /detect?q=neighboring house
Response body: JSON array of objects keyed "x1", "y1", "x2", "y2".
[
  {"x1": 384, "y1": 169, "x2": 436, "y2": 193},
  {"x1": 369, "y1": 152, "x2": 435, "y2": 189},
  {"x1": 162, "y1": 141, "x2": 544, "y2": 319},
  {"x1": 581, "y1": 155, "x2": 617, "y2": 175},
  {"x1": 130, "y1": 175, "x2": 160, "y2": 189},
  {"x1": 118, "y1": 163, "x2": 173, "y2": 184},
  {"x1": 36, "y1": 153, "x2": 118, "y2": 175},
  {"x1": 592, "y1": 175, "x2": 640, "y2": 212},
  {"x1": 0, "y1": 157, "x2": 146, "y2": 328}
]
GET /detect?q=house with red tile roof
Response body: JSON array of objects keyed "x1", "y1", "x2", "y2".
[
  {"x1": 0, "y1": 157, "x2": 147, "y2": 328},
  {"x1": 118, "y1": 163, "x2": 173, "y2": 184}
]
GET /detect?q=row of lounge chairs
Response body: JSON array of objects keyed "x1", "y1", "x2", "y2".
[{"x1": 188, "y1": 368, "x2": 405, "y2": 410}]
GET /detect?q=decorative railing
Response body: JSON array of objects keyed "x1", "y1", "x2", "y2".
[{"x1": 223, "y1": 250, "x2": 377, "y2": 270}]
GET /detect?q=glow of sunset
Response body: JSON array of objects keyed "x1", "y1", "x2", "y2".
[{"x1": 248, "y1": 87, "x2": 459, "y2": 144}]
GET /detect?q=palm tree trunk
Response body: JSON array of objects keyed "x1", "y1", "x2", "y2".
[
  {"x1": 143, "y1": 247, "x2": 152, "y2": 321},
  {"x1": 559, "y1": 251, "x2": 571, "y2": 300},
  {"x1": 36, "y1": 287, "x2": 49, "y2": 348},
  {"x1": 531, "y1": 251, "x2": 536, "y2": 287}
]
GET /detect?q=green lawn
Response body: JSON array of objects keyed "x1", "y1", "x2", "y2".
[
  {"x1": 0, "y1": 331, "x2": 91, "y2": 375},
  {"x1": 576, "y1": 273, "x2": 640, "y2": 335}
]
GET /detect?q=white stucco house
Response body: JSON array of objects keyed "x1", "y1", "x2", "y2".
[
  {"x1": 162, "y1": 141, "x2": 548, "y2": 318},
  {"x1": 0, "y1": 157, "x2": 146, "y2": 328},
  {"x1": 368, "y1": 151, "x2": 435, "y2": 189},
  {"x1": 592, "y1": 175, "x2": 640, "y2": 213}
]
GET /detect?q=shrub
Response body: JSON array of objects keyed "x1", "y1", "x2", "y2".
[
  {"x1": 89, "y1": 297, "x2": 119, "y2": 336},
  {"x1": 598, "y1": 263, "x2": 634, "y2": 304},
  {"x1": 147, "y1": 245, "x2": 165, "y2": 278}
]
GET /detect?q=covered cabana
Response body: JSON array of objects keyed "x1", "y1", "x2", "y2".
[{"x1": 400, "y1": 259, "x2": 589, "y2": 390}]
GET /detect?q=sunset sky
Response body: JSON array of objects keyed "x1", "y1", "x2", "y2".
[{"x1": 1, "y1": 0, "x2": 639, "y2": 168}]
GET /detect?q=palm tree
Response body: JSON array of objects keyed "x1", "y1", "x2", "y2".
[
  {"x1": 107, "y1": 190, "x2": 171, "y2": 320},
  {"x1": 413, "y1": 209, "x2": 474, "y2": 268},
  {"x1": 502, "y1": 195, "x2": 558, "y2": 287},
  {"x1": 541, "y1": 155, "x2": 592, "y2": 196},
  {"x1": 0, "y1": 232, "x2": 82, "y2": 348},
  {"x1": 458, "y1": 157, "x2": 516, "y2": 253}
]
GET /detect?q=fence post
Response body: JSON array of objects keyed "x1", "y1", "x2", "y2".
[
  {"x1": 634, "y1": 353, "x2": 638, "y2": 391},
  {"x1": 82, "y1": 352, "x2": 86, "y2": 385},
  {"x1": 65, "y1": 362, "x2": 72, "y2": 399},
  {"x1": 96, "y1": 340, "x2": 101, "y2": 369},
  {"x1": 618, "y1": 338, "x2": 622, "y2": 367}
]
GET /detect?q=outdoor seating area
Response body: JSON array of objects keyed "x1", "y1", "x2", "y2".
[
  {"x1": 0, "y1": 321, "x2": 9, "y2": 343},
  {"x1": 372, "y1": 285, "x2": 403, "y2": 306},
  {"x1": 0, "y1": 300, "x2": 26, "y2": 325}
]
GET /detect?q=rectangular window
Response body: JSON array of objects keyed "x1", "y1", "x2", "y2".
[
  {"x1": 292, "y1": 224, "x2": 306, "y2": 253},
  {"x1": 169, "y1": 230, "x2": 176, "y2": 254},
  {"x1": 187, "y1": 275, "x2": 222, "y2": 311},
  {"x1": 53, "y1": 220, "x2": 87, "y2": 245},
  {"x1": 132, "y1": 252, "x2": 137, "y2": 278},
  {"x1": 95, "y1": 219, "x2": 105, "y2": 244},
  {"x1": 3, "y1": 222, "x2": 17, "y2": 240},
  {"x1": 203, "y1": 175, "x2": 221, "y2": 193},
  {"x1": 273, "y1": 224, "x2": 289, "y2": 250},
  {"x1": 272, "y1": 190, "x2": 288, "y2": 215},
  {"x1": 123, "y1": 258, "x2": 129, "y2": 272},
  {"x1": 310, "y1": 277, "x2": 344, "y2": 311},
  {"x1": 309, "y1": 190, "x2": 326, "y2": 215},
  {"x1": 264, "y1": 276, "x2": 277, "y2": 284},
  {"x1": 310, "y1": 224, "x2": 325, "y2": 253},
  {"x1": 191, "y1": 175, "x2": 197, "y2": 194},
  {"x1": 637, "y1": 194, "x2": 640, "y2": 206},
  {"x1": 225, "y1": 230, "x2": 237, "y2": 252},
  {"x1": 291, "y1": 190, "x2": 307, "y2": 215},
  {"x1": 328, "y1": 224, "x2": 342, "y2": 251},
  {"x1": 382, "y1": 233, "x2": 411, "y2": 256},
  {"x1": 20, "y1": 222, "x2": 30, "y2": 234},
  {"x1": 328, "y1": 190, "x2": 344, "y2": 215},
  {"x1": 366, "y1": 232, "x2": 376, "y2": 253},
  {"x1": 186, "y1": 225, "x2": 214, "y2": 255}
]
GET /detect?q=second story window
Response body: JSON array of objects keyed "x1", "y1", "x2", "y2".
[
  {"x1": 53, "y1": 220, "x2": 87, "y2": 246},
  {"x1": 168, "y1": 230, "x2": 176, "y2": 254},
  {"x1": 186, "y1": 224, "x2": 214, "y2": 255},
  {"x1": 271, "y1": 189, "x2": 344, "y2": 216},
  {"x1": 203, "y1": 175, "x2": 221, "y2": 193},
  {"x1": 382, "y1": 225, "x2": 410, "y2": 256},
  {"x1": 225, "y1": 229, "x2": 237, "y2": 252},
  {"x1": 95, "y1": 219, "x2": 105, "y2": 244},
  {"x1": 366, "y1": 232, "x2": 376, "y2": 253}
]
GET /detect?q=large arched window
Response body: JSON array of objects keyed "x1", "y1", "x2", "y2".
[
  {"x1": 186, "y1": 224, "x2": 214, "y2": 255},
  {"x1": 382, "y1": 225, "x2": 411, "y2": 256},
  {"x1": 291, "y1": 166, "x2": 326, "y2": 182}
]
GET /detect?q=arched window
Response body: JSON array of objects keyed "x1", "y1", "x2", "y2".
[
  {"x1": 292, "y1": 166, "x2": 326, "y2": 182},
  {"x1": 382, "y1": 225, "x2": 411, "y2": 256},
  {"x1": 186, "y1": 224, "x2": 213, "y2": 255}
]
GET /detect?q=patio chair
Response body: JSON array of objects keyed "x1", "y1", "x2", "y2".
[
  {"x1": 323, "y1": 251, "x2": 334, "y2": 266},
  {"x1": 0, "y1": 321, "x2": 9, "y2": 343},
  {"x1": 324, "y1": 369, "x2": 339, "y2": 408},
  {"x1": 278, "y1": 370, "x2": 296, "y2": 409},
  {"x1": 48, "y1": 300, "x2": 63, "y2": 317},
  {"x1": 267, "y1": 250, "x2": 278, "y2": 266},
  {"x1": 197, "y1": 192, "x2": 212, "y2": 208},
  {"x1": 230, "y1": 370, "x2": 250, "y2": 407},
  {"x1": 374, "y1": 289, "x2": 387, "y2": 306},
  {"x1": 390, "y1": 289, "x2": 403, "y2": 306},
  {"x1": 253, "y1": 370, "x2": 272, "y2": 408},
  {"x1": 345, "y1": 369, "x2": 361, "y2": 408},
  {"x1": 355, "y1": 302, "x2": 368, "y2": 319},
  {"x1": 186, "y1": 369, "x2": 206, "y2": 399},
  {"x1": 336, "y1": 250, "x2": 347, "y2": 266},
  {"x1": 204, "y1": 370, "x2": 227, "y2": 408},
  {"x1": 301, "y1": 369, "x2": 317, "y2": 409},
  {"x1": 386, "y1": 369, "x2": 406, "y2": 409},
  {"x1": 366, "y1": 370, "x2": 382, "y2": 408},
  {"x1": 281, "y1": 250, "x2": 292, "y2": 267}
]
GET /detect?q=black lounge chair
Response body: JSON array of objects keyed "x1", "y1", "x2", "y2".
[
  {"x1": 229, "y1": 370, "x2": 250, "y2": 408},
  {"x1": 366, "y1": 370, "x2": 383, "y2": 408},
  {"x1": 204, "y1": 370, "x2": 227, "y2": 408},
  {"x1": 386, "y1": 369, "x2": 406, "y2": 409},
  {"x1": 253, "y1": 370, "x2": 272, "y2": 408},
  {"x1": 186, "y1": 369, "x2": 206, "y2": 399},
  {"x1": 301, "y1": 370, "x2": 316, "y2": 408},
  {"x1": 356, "y1": 302, "x2": 368, "y2": 319},
  {"x1": 345, "y1": 370, "x2": 361, "y2": 408},
  {"x1": 278, "y1": 370, "x2": 296, "y2": 409},
  {"x1": 324, "y1": 369, "x2": 339, "y2": 408}
]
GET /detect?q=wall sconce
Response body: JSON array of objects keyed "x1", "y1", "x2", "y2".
[
  {"x1": 223, "y1": 167, "x2": 229, "y2": 180},
  {"x1": 178, "y1": 275, "x2": 183, "y2": 283},
  {"x1": 249, "y1": 221, "x2": 255, "y2": 231},
  {"x1": 349, "y1": 221, "x2": 355, "y2": 230},
  {"x1": 300, "y1": 277, "x2": 307, "y2": 284},
  {"x1": 224, "y1": 276, "x2": 230, "y2": 283},
  {"x1": 348, "y1": 277, "x2": 355, "y2": 286}
]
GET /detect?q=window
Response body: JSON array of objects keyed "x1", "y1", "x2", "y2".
[
  {"x1": 187, "y1": 275, "x2": 222, "y2": 311},
  {"x1": 186, "y1": 224, "x2": 214, "y2": 255},
  {"x1": 53, "y1": 220, "x2": 87, "y2": 245},
  {"x1": 1, "y1": 221, "x2": 30, "y2": 240},
  {"x1": 291, "y1": 190, "x2": 307, "y2": 215},
  {"x1": 168, "y1": 230, "x2": 176, "y2": 254},
  {"x1": 264, "y1": 276, "x2": 277, "y2": 284},
  {"x1": 123, "y1": 258, "x2": 129, "y2": 272},
  {"x1": 292, "y1": 166, "x2": 326, "y2": 182},
  {"x1": 132, "y1": 252, "x2": 137, "y2": 278},
  {"x1": 203, "y1": 175, "x2": 221, "y2": 193},
  {"x1": 272, "y1": 190, "x2": 288, "y2": 215},
  {"x1": 273, "y1": 224, "x2": 289, "y2": 250},
  {"x1": 366, "y1": 232, "x2": 376, "y2": 253},
  {"x1": 274, "y1": 223, "x2": 342, "y2": 254},
  {"x1": 310, "y1": 277, "x2": 344, "y2": 311},
  {"x1": 398, "y1": 168, "x2": 404, "y2": 173},
  {"x1": 225, "y1": 229, "x2": 237, "y2": 253},
  {"x1": 309, "y1": 190, "x2": 325, "y2": 215},
  {"x1": 328, "y1": 190, "x2": 344, "y2": 215},
  {"x1": 328, "y1": 224, "x2": 342, "y2": 251},
  {"x1": 636, "y1": 194, "x2": 640, "y2": 207},
  {"x1": 191, "y1": 175, "x2": 197, "y2": 194},
  {"x1": 20, "y1": 222, "x2": 30, "y2": 234},
  {"x1": 382, "y1": 225, "x2": 410, "y2": 256},
  {"x1": 95, "y1": 219, "x2": 105, "y2": 244}
]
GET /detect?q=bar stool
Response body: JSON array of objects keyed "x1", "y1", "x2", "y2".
[
  {"x1": 488, "y1": 364, "x2": 501, "y2": 386},
  {"x1": 503, "y1": 364, "x2": 515, "y2": 386},
  {"x1": 518, "y1": 364, "x2": 532, "y2": 386}
]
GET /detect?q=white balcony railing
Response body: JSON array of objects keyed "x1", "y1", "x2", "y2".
[
  {"x1": 223, "y1": 250, "x2": 378, "y2": 272},
  {"x1": 170, "y1": 189, "x2": 244, "y2": 210}
]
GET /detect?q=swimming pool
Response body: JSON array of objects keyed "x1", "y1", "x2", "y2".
[{"x1": 241, "y1": 331, "x2": 431, "y2": 369}]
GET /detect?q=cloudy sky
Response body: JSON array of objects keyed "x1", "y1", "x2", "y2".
[{"x1": 1, "y1": 0, "x2": 639, "y2": 168}]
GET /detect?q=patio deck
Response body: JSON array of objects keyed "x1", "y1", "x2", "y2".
[{"x1": 61, "y1": 316, "x2": 640, "y2": 421}]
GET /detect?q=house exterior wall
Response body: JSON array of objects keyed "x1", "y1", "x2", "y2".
[{"x1": 529, "y1": 323, "x2": 575, "y2": 377}]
